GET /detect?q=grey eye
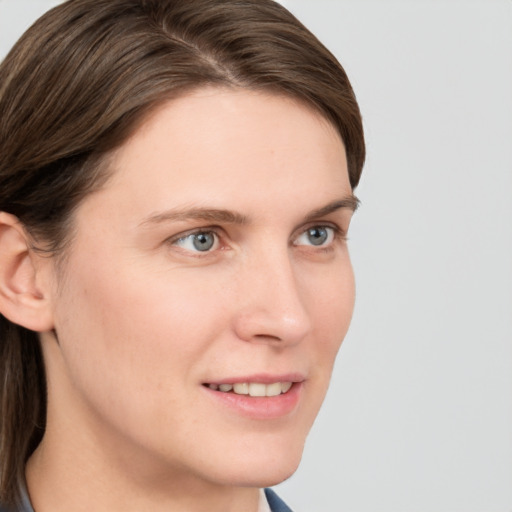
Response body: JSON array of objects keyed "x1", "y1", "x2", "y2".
[
  {"x1": 174, "y1": 231, "x2": 219, "y2": 252},
  {"x1": 306, "y1": 227, "x2": 329, "y2": 246},
  {"x1": 192, "y1": 232, "x2": 216, "y2": 251},
  {"x1": 294, "y1": 226, "x2": 334, "y2": 247}
]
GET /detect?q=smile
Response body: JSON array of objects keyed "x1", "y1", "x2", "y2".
[
  {"x1": 203, "y1": 378, "x2": 303, "y2": 419},
  {"x1": 206, "y1": 382, "x2": 293, "y2": 397}
]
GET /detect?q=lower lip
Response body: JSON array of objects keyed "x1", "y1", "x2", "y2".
[{"x1": 203, "y1": 383, "x2": 303, "y2": 420}]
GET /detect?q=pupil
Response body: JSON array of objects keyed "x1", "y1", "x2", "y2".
[
  {"x1": 193, "y1": 232, "x2": 215, "y2": 251},
  {"x1": 308, "y1": 227, "x2": 327, "y2": 246}
]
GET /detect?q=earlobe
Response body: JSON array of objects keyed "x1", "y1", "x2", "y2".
[{"x1": 0, "y1": 212, "x2": 55, "y2": 332}]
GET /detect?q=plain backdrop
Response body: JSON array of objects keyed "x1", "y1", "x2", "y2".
[{"x1": 1, "y1": 1, "x2": 511, "y2": 511}]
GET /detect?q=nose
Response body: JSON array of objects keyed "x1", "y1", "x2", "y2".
[{"x1": 232, "y1": 250, "x2": 312, "y2": 346}]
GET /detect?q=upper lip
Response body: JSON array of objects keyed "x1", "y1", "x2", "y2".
[{"x1": 203, "y1": 373, "x2": 306, "y2": 385}]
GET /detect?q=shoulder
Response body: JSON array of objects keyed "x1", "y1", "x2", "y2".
[{"x1": 264, "y1": 488, "x2": 294, "y2": 512}]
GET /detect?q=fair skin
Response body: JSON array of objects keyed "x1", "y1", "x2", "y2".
[{"x1": 1, "y1": 88, "x2": 356, "y2": 512}]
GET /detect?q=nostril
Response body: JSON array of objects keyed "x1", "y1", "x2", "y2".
[{"x1": 253, "y1": 333, "x2": 282, "y2": 342}]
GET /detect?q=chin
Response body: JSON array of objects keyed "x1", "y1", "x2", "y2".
[
  {"x1": 219, "y1": 460, "x2": 301, "y2": 489},
  {"x1": 252, "y1": 461, "x2": 301, "y2": 488},
  {"x1": 207, "y1": 436, "x2": 306, "y2": 489}
]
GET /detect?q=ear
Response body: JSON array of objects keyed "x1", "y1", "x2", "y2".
[{"x1": 0, "y1": 212, "x2": 55, "y2": 332}]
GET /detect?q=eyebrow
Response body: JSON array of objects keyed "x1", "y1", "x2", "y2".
[
  {"x1": 140, "y1": 207, "x2": 249, "y2": 227},
  {"x1": 139, "y1": 195, "x2": 359, "y2": 227},
  {"x1": 303, "y1": 196, "x2": 360, "y2": 222}
]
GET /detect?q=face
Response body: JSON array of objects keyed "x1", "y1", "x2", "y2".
[{"x1": 40, "y1": 88, "x2": 356, "y2": 490}]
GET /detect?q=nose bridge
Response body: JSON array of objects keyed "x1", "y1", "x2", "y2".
[{"x1": 233, "y1": 243, "x2": 311, "y2": 344}]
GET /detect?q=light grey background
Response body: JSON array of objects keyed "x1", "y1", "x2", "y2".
[{"x1": 1, "y1": 1, "x2": 511, "y2": 511}]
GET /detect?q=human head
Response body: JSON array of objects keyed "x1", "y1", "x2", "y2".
[{"x1": 0, "y1": 0, "x2": 364, "y2": 506}]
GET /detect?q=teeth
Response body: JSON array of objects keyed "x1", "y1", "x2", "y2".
[
  {"x1": 266, "y1": 382, "x2": 282, "y2": 397},
  {"x1": 209, "y1": 382, "x2": 294, "y2": 396},
  {"x1": 248, "y1": 383, "x2": 266, "y2": 397},
  {"x1": 233, "y1": 383, "x2": 249, "y2": 395},
  {"x1": 281, "y1": 382, "x2": 292, "y2": 393}
]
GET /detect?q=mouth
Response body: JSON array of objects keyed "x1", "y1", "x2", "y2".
[
  {"x1": 203, "y1": 381, "x2": 293, "y2": 397},
  {"x1": 202, "y1": 378, "x2": 303, "y2": 419},
  {"x1": 202, "y1": 373, "x2": 305, "y2": 419}
]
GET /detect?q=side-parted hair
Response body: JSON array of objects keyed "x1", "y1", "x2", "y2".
[{"x1": 0, "y1": 0, "x2": 365, "y2": 505}]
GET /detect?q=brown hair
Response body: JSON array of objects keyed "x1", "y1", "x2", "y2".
[{"x1": 0, "y1": 0, "x2": 365, "y2": 505}]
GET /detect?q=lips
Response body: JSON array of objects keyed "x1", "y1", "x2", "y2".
[
  {"x1": 203, "y1": 377, "x2": 303, "y2": 420},
  {"x1": 206, "y1": 382, "x2": 293, "y2": 397}
]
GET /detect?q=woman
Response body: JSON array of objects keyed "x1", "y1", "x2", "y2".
[{"x1": 0, "y1": 0, "x2": 365, "y2": 510}]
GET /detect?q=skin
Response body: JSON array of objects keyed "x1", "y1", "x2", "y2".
[{"x1": 24, "y1": 88, "x2": 357, "y2": 512}]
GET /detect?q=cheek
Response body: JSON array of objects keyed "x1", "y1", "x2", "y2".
[
  {"x1": 305, "y1": 257, "x2": 355, "y2": 374},
  {"x1": 50, "y1": 259, "x2": 235, "y2": 470},
  {"x1": 59, "y1": 248, "x2": 240, "y2": 378}
]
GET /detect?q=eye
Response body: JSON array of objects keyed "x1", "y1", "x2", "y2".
[
  {"x1": 173, "y1": 231, "x2": 219, "y2": 252},
  {"x1": 294, "y1": 226, "x2": 335, "y2": 247}
]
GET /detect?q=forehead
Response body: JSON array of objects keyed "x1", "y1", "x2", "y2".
[
  {"x1": 76, "y1": 87, "x2": 350, "y2": 228},
  {"x1": 113, "y1": 88, "x2": 346, "y2": 180}
]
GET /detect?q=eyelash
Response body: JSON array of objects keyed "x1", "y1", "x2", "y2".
[{"x1": 168, "y1": 223, "x2": 347, "y2": 256}]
